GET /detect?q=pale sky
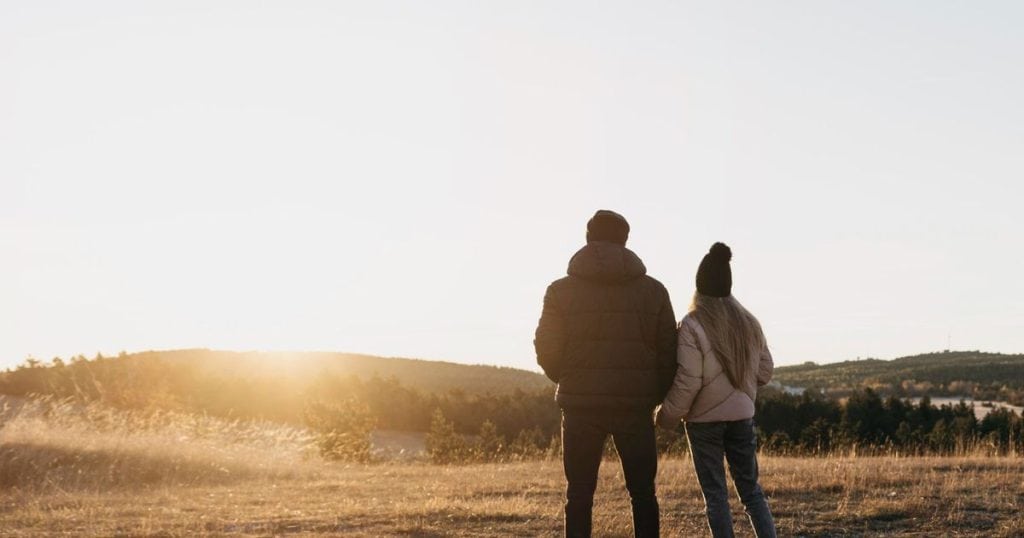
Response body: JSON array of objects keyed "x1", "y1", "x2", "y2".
[{"x1": 2, "y1": 1, "x2": 1023, "y2": 371}]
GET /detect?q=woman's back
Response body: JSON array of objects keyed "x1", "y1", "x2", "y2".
[
  {"x1": 672, "y1": 308, "x2": 773, "y2": 423},
  {"x1": 657, "y1": 242, "x2": 774, "y2": 426}
]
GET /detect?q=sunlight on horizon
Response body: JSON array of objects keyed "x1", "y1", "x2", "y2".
[{"x1": 2, "y1": 1, "x2": 1023, "y2": 370}]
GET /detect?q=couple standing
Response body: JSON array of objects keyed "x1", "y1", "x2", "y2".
[{"x1": 534, "y1": 210, "x2": 776, "y2": 538}]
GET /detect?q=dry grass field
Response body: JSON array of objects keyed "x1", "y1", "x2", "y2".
[{"x1": 1, "y1": 399, "x2": 1023, "y2": 537}]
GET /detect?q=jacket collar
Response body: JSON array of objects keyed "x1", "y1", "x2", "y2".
[{"x1": 567, "y1": 241, "x2": 647, "y2": 283}]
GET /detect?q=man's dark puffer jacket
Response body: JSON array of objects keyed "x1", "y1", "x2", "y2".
[{"x1": 534, "y1": 241, "x2": 678, "y2": 412}]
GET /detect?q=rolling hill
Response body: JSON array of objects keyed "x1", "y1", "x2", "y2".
[
  {"x1": 773, "y1": 350, "x2": 1024, "y2": 403},
  {"x1": 0, "y1": 349, "x2": 558, "y2": 430},
  {"x1": 2, "y1": 349, "x2": 551, "y2": 397}
]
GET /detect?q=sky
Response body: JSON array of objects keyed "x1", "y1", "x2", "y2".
[{"x1": 2, "y1": 1, "x2": 1023, "y2": 371}]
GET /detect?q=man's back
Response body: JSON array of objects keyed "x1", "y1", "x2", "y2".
[{"x1": 535, "y1": 241, "x2": 677, "y2": 412}]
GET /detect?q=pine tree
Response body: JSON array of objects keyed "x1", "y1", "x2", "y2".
[
  {"x1": 928, "y1": 419, "x2": 954, "y2": 454},
  {"x1": 894, "y1": 421, "x2": 915, "y2": 449},
  {"x1": 509, "y1": 427, "x2": 545, "y2": 460},
  {"x1": 476, "y1": 420, "x2": 503, "y2": 462},
  {"x1": 426, "y1": 408, "x2": 468, "y2": 464}
]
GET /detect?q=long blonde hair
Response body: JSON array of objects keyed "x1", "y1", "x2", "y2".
[{"x1": 690, "y1": 293, "x2": 765, "y2": 389}]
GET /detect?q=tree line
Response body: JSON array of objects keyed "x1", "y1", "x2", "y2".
[
  {"x1": 755, "y1": 387, "x2": 1024, "y2": 456},
  {"x1": 3, "y1": 354, "x2": 1022, "y2": 463}
]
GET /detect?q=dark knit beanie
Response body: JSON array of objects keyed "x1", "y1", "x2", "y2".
[
  {"x1": 586, "y1": 210, "x2": 629, "y2": 245},
  {"x1": 696, "y1": 242, "x2": 732, "y2": 297}
]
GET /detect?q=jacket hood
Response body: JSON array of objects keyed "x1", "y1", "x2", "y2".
[{"x1": 567, "y1": 242, "x2": 647, "y2": 283}]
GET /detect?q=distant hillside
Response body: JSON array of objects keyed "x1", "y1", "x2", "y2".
[
  {"x1": 0, "y1": 350, "x2": 558, "y2": 431},
  {"x1": 134, "y1": 349, "x2": 552, "y2": 395},
  {"x1": 774, "y1": 351, "x2": 1024, "y2": 404},
  {"x1": 2, "y1": 349, "x2": 550, "y2": 397}
]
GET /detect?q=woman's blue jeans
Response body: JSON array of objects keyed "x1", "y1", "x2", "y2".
[{"x1": 685, "y1": 419, "x2": 776, "y2": 538}]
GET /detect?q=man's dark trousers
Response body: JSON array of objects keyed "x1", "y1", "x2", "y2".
[{"x1": 562, "y1": 410, "x2": 659, "y2": 538}]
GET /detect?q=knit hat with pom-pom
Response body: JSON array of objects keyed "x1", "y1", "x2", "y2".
[{"x1": 696, "y1": 242, "x2": 732, "y2": 297}]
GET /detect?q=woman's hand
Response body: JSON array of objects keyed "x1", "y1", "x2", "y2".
[{"x1": 655, "y1": 406, "x2": 678, "y2": 430}]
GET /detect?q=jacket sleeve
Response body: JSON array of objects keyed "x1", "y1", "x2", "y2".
[
  {"x1": 534, "y1": 284, "x2": 566, "y2": 383},
  {"x1": 655, "y1": 287, "x2": 678, "y2": 400},
  {"x1": 757, "y1": 345, "x2": 774, "y2": 387},
  {"x1": 657, "y1": 320, "x2": 703, "y2": 426}
]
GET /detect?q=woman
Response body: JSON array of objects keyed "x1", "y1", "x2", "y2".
[{"x1": 656, "y1": 242, "x2": 776, "y2": 538}]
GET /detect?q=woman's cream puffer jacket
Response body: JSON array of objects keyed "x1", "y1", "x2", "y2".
[{"x1": 657, "y1": 313, "x2": 774, "y2": 425}]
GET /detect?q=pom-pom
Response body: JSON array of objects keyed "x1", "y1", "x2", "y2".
[{"x1": 708, "y1": 242, "x2": 732, "y2": 262}]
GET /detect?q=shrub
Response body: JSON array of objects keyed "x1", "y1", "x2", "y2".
[
  {"x1": 474, "y1": 420, "x2": 503, "y2": 462},
  {"x1": 426, "y1": 409, "x2": 469, "y2": 464},
  {"x1": 507, "y1": 426, "x2": 546, "y2": 460},
  {"x1": 303, "y1": 399, "x2": 376, "y2": 462}
]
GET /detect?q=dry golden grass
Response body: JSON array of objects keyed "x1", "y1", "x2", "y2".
[{"x1": 2, "y1": 399, "x2": 1023, "y2": 537}]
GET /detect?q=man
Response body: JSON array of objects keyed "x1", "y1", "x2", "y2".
[{"x1": 534, "y1": 210, "x2": 678, "y2": 538}]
